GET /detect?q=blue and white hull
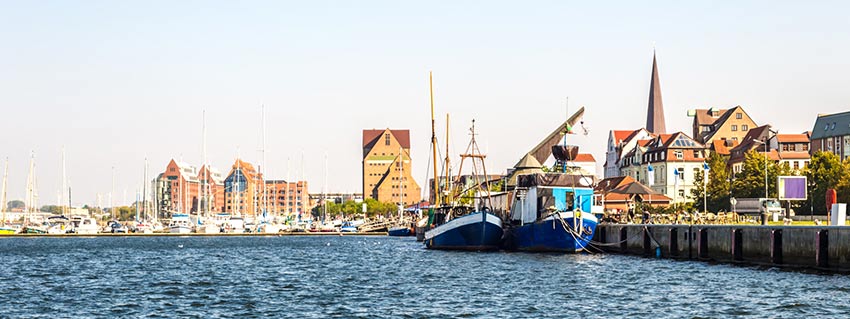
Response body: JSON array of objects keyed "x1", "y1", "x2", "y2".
[
  {"x1": 514, "y1": 212, "x2": 597, "y2": 253},
  {"x1": 424, "y1": 212, "x2": 503, "y2": 251}
]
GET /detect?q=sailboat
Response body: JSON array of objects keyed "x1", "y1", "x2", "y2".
[
  {"x1": 504, "y1": 106, "x2": 598, "y2": 252},
  {"x1": 0, "y1": 158, "x2": 16, "y2": 234},
  {"x1": 423, "y1": 73, "x2": 503, "y2": 251},
  {"x1": 22, "y1": 152, "x2": 47, "y2": 234},
  {"x1": 388, "y1": 147, "x2": 413, "y2": 237}
]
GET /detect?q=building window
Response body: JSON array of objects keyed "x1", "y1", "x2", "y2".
[
  {"x1": 803, "y1": 143, "x2": 809, "y2": 151},
  {"x1": 385, "y1": 134, "x2": 391, "y2": 146},
  {"x1": 678, "y1": 168, "x2": 685, "y2": 180},
  {"x1": 742, "y1": 125, "x2": 748, "y2": 131},
  {"x1": 674, "y1": 151, "x2": 683, "y2": 160},
  {"x1": 793, "y1": 161, "x2": 800, "y2": 170},
  {"x1": 702, "y1": 126, "x2": 711, "y2": 132},
  {"x1": 736, "y1": 113, "x2": 742, "y2": 119},
  {"x1": 731, "y1": 125, "x2": 738, "y2": 131}
]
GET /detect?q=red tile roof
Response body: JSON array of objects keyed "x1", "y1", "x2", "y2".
[
  {"x1": 711, "y1": 139, "x2": 739, "y2": 155},
  {"x1": 613, "y1": 130, "x2": 634, "y2": 143},
  {"x1": 777, "y1": 134, "x2": 809, "y2": 144},
  {"x1": 573, "y1": 153, "x2": 596, "y2": 162}
]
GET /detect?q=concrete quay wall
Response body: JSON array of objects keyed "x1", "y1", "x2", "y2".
[{"x1": 594, "y1": 224, "x2": 850, "y2": 272}]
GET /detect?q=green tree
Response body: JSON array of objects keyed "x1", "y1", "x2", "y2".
[
  {"x1": 731, "y1": 150, "x2": 786, "y2": 199},
  {"x1": 806, "y1": 152, "x2": 850, "y2": 213},
  {"x1": 40, "y1": 205, "x2": 63, "y2": 214},
  {"x1": 691, "y1": 152, "x2": 731, "y2": 213},
  {"x1": 6, "y1": 200, "x2": 24, "y2": 209}
]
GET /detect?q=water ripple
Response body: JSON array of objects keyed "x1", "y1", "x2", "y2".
[{"x1": 0, "y1": 236, "x2": 848, "y2": 318}]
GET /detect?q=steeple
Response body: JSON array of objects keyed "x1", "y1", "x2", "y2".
[{"x1": 646, "y1": 50, "x2": 666, "y2": 134}]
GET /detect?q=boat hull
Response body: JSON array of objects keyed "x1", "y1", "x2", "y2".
[
  {"x1": 169, "y1": 226, "x2": 193, "y2": 234},
  {"x1": 0, "y1": 227, "x2": 16, "y2": 234},
  {"x1": 388, "y1": 227, "x2": 413, "y2": 236},
  {"x1": 511, "y1": 213, "x2": 597, "y2": 253},
  {"x1": 424, "y1": 212, "x2": 503, "y2": 251}
]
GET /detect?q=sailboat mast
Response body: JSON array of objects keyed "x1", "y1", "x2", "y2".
[
  {"x1": 143, "y1": 157, "x2": 148, "y2": 222},
  {"x1": 429, "y1": 72, "x2": 440, "y2": 207},
  {"x1": 445, "y1": 114, "x2": 451, "y2": 204},
  {"x1": 110, "y1": 166, "x2": 115, "y2": 220},
  {"x1": 1, "y1": 158, "x2": 8, "y2": 225},
  {"x1": 202, "y1": 110, "x2": 207, "y2": 218}
]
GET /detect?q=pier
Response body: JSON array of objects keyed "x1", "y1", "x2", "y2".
[{"x1": 593, "y1": 224, "x2": 850, "y2": 272}]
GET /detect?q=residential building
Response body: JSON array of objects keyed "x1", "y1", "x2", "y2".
[
  {"x1": 155, "y1": 159, "x2": 225, "y2": 215},
  {"x1": 595, "y1": 176, "x2": 672, "y2": 212},
  {"x1": 619, "y1": 132, "x2": 708, "y2": 203},
  {"x1": 362, "y1": 129, "x2": 422, "y2": 206},
  {"x1": 223, "y1": 159, "x2": 311, "y2": 218},
  {"x1": 603, "y1": 128, "x2": 653, "y2": 178},
  {"x1": 810, "y1": 111, "x2": 850, "y2": 161},
  {"x1": 690, "y1": 106, "x2": 758, "y2": 145},
  {"x1": 729, "y1": 125, "x2": 810, "y2": 173}
]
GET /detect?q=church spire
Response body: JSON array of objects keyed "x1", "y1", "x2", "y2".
[{"x1": 646, "y1": 50, "x2": 666, "y2": 134}]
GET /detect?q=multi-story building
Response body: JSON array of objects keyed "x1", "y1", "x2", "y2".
[
  {"x1": 690, "y1": 106, "x2": 758, "y2": 145},
  {"x1": 810, "y1": 111, "x2": 850, "y2": 161},
  {"x1": 604, "y1": 129, "x2": 653, "y2": 178},
  {"x1": 155, "y1": 159, "x2": 225, "y2": 215},
  {"x1": 362, "y1": 129, "x2": 422, "y2": 206},
  {"x1": 729, "y1": 125, "x2": 811, "y2": 173},
  {"x1": 619, "y1": 132, "x2": 708, "y2": 203},
  {"x1": 222, "y1": 159, "x2": 310, "y2": 218},
  {"x1": 266, "y1": 180, "x2": 310, "y2": 216}
]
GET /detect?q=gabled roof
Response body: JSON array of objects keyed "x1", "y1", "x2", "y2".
[
  {"x1": 776, "y1": 134, "x2": 810, "y2": 144},
  {"x1": 573, "y1": 154, "x2": 596, "y2": 162},
  {"x1": 595, "y1": 175, "x2": 635, "y2": 192},
  {"x1": 612, "y1": 130, "x2": 635, "y2": 144},
  {"x1": 693, "y1": 107, "x2": 729, "y2": 126},
  {"x1": 711, "y1": 139, "x2": 739, "y2": 156},
  {"x1": 362, "y1": 129, "x2": 411, "y2": 150},
  {"x1": 515, "y1": 153, "x2": 542, "y2": 169},
  {"x1": 810, "y1": 111, "x2": 850, "y2": 140},
  {"x1": 730, "y1": 125, "x2": 771, "y2": 154}
]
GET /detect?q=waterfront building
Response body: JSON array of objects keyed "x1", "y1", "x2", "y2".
[
  {"x1": 604, "y1": 129, "x2": 653, "y2": 178},
  {"x1": 155, "y1": 159, "x2": 225, "y2": 215},
  {"x1": 619, "y1": 132, "x2": 707, "y2": 203},
  {"x1": 728, "y1": 125, "x2": 811, "y2": 174},
  {"x1": 809, "y1": 111, "x2": 850, "y2": 161},
  {"x1": 362, "y1": 129, "x2": 422, "y2": 206},
  {"x1": 595, "y1": 175, "x2": 672, "y2": 212},
  {"x1": 222, "y1": 159, "x2": 310, "y2": 218},
  {"x1": 266, "y1": 180, "x2": 310, "y2": 216},
  {"x1": 690, "y1": 106, "x2": 758, "y2": 145}
]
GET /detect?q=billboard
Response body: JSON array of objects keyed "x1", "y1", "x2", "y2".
[{"x1": 777, "y1": 176, "x2": 807, "y2": 201}]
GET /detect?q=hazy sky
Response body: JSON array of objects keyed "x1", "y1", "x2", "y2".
[{"x1": 2, "y1": 1, "x2": 849, "y2": 206}]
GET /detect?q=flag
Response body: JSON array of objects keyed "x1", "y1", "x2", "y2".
[
  {"x1": 703, "y1": 162, "x2": 710, "y2": 186},
  {"x1": 674, "y1": 168, "x2": 680, "y2": 188},
  {"x1": 647, "y1": 164, "x2": 655, "y2": 187}
]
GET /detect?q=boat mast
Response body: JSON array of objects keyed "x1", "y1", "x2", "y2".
[
  {"x1": 1, "y1": 158, "x2": 8, "y2": 225},
  {"x1": 143, "y1": 157, "x2": 148, "y2": 222},
  {"x1": 398, "y1": 146, "x2": 403, "y2": 220},
  {"x1": 25, "y1": 152, "x2": 35, "y2": 226},
  {"x1": 429, "y1": 72, "x2": 440, "y2": 208},
  {"x1": 110, "y1": 166, "x2": 115, "y2": 220},
  {"x1": 60, "y1": 146, "x2": 67, "y2": 216},
  {"x1": 445, "y1": 113, "x2": 451, "y2": 205},
  {"x1": 202, "y1": 110, "x2": 208, "y2": 219}
]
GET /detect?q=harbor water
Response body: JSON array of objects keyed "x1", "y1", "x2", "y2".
[{"x1": 0, "y1": 236, "x2": 848, "y2": 318}]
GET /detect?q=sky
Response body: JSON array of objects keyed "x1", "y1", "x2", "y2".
[{"x1": 1, "y1": 1, "x2": 849, "y2": 207}]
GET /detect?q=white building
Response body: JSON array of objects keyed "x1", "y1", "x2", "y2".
[{"x1": 619, "y1": 132, "x2": 708, "y2": 203}]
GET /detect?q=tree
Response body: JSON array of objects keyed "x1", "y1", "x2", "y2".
[
  {"x1": 6, "y1": 200, "x2": 24, "y2": 209},
  {"x1": 691, "y1": 152, "x2": 731, "y2": 213},
  {"x1": 731, "y1": 150, "x2": 790, "y2": 200},
  {"x1": 806, "y1": 151, "x2": 850, "y2": 213}
]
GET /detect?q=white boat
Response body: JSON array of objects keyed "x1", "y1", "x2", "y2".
[
  {"x1": 169, "y1": 214, "x2": 193, "y2": 234},
  {"x1": 224, "y1": 216, "x2": 245, "y2": 233},
  {"x1": 71, "y1": 216, "x2": 99, "y2": 235},
  {"x1": 256, "y1": 221, "x2": 280, "y2": 233}
]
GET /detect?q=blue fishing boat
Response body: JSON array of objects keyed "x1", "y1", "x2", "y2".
[
  {"x1": 424, "y1": 208, "x2": 503, "y2": 250},
  {"x1": 507, "y1": 173, "x2": 597, "y2": 253},
  {"x1": 388, "y1": 226, "x2": 412, "y2": 236}
]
